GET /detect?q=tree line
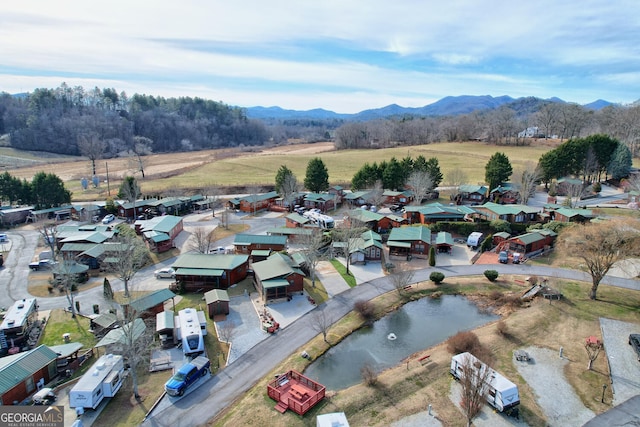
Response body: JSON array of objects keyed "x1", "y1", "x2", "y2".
[
  {"x1": 0, "y1": 171, "x2": 71, "y2": 209},
  {"x1": 0, "y1": 83, "x2": 269, "y2": 157}
]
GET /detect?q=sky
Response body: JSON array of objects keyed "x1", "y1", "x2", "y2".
[{"x1": 1, "y1": 1, "x2": 639, "y2": 114}]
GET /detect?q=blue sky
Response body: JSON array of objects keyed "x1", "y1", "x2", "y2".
[{"x1": 1, "y1": 1, "x2": 639, "y2": 113}]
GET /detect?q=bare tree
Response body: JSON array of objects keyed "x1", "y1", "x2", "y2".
[
  {"x1": 38, "y1": 223, "x2": 58, "y2": 261},
  {"x1": 366, "y1": 180, "x2": 385, "y2": 208},
  {"x1": 407, "y1": 170, "x2": 434, "y2": 206},
  {"x1": 390, "y1": 269, "x2": 415, "y2": 297},
  {"x1": 118, "y1": 176, "x2": 142, "y2": 221},
  {"x1": 104, "y1": 230, "x2": 150, "y2": 297},
  {"x1": 334, "y1": 214, "x2": 368, "y2": 275},
  {"x1": 301, "y1": 230, "x2": 328, "y2": 287},
  {"x1": 585, "y1": 338, "x2": 603, "y2": 370},
  {"x1": 52, "y1": 253, "x2": 82, "y2": 318},
  {"x1": 562, "y1": 182, "x2": 586, "y2": 208},
  {"x1": 512, "y1": 162, "x2": 541, "y2": 205},
  {"x1": 219, "y1": 207, "x2": 231, "y2": 230},
  {"x1": 129, "y1": 136, "x2": 153, "y2": 178},
  {"x1": 536, "y1": 103, "x2": 561, "y2": 139},
  {"x1": 559, "y1": 219, "x2": 640, "y2": 299},
  {"x1": 189, "y1": 226, "x2": 215, "y2": 254},
  {"x1": 78, "y1": 133, "x2": 107, "y2": 177},
  {"x1": 280, "y1": 172, "x2": 300, "y2": 211},
  {"x1": 217, "y1": 320, "x2": 236, "y2": 343},
  {"x1": 447, "y1": 167, "x2": 468, "y2": 188},
  {"x1": 309, "y1": 309, "x2": 333, "y2": 344},
  {"x1": 458, "y1": 354, "x2": 491, "y2": 427}
]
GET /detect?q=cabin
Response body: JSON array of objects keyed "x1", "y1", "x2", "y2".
[
  {"x1": 0, "y1": 345, "x2": 58, "y2": 405},
  {"x1": 117, "y1": 199, "x2": 156, "y2": 221},
  {"x1": 345, "y1": 208, "x2": 388, "y2": 231},
  {"x1": 228, "y1": 191, "x2": 279, "y2": 213},
  {"x1": 387, "y1": 226, "x2": 431, "y2": 258},
  {"x1": 119, "y1": 289, "x2": 176, "y2": 318},
  {"x1": 450, "y1": 352, "x2": 519, "y2": 413},
  {"x1": 546, "y1": 207, "x2": 594, "y2": 223},
  {"x1": 556, "y1": 177, "x2": 584, "y2": 196},
  {"x1": 252, "y1": 253, "x2": 305, "y2": 304},
  {"x1": 172, "y1": 253, "x2": 250, "y2": 292},
  {"x1": 233, "y1": 234, "x2": 287, "y2": 255},
  {"x1": 502, "y1": 231, "x2": 556, "y2": 256},
  {"x1": 89, "y1": 313, "x2": 118, "y2": 339},
  {"x1": 94, "y1": 319, "x2": 146, "y2": 355},
  {"x1": 490, "y1": 183, "x2": 520, "y2": 204},
  {"x1": 268, "y1": 370, "x2": 326, "y2": 415},
  {"x1": 473, "y1": 202, "x2": 540, "y2": 224},
  {"x1": 303, "y1": 193, "x2": 338, "y2": 212},
  {"x1": 343, "y1": 191, "x2": 371, "y2": 207},
  {"x1": 435, "y1": 231, "x2": 454, "y2": 254},
  {"x1": 285, "y1": 212, "x2": 312, "y2": 228},
  {"x1": 0, "y1": 298, "x2": 39, "y2": 355},
  {"x1": 137, "y1": 215, "x2": 183, "y2": 252},
  {"x1": 454, "y1": 185, "x2": 488, "y2": 205},
  {"x1": 404, "y1": 203, "x2": 474, "y2": 225},
  {"x1": 204, "y1": 289, "x2": 230, "y2": 318}
]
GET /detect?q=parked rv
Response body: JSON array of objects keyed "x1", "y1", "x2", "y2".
[
  {"x1": 164, "y1": 356, "x2": 210, "y2": 397},
  {"x1": 450, "y1": 352, "x2": 520, "y2": 413},
  {"x1": 466, "y1": 232, "x2": 484, "y2": 249},
  {"x1": 176, "y1": 308, "x2": 207, "y2": 357},
  {"x1": 69, "y1": 354, "x2": 124, "y2": 410}
]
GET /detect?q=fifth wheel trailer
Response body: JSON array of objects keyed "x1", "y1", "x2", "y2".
[
  {"x1": 450, "y1": 352, "x2": 520, "y2": 413},
  {"x1": 69, "y1": 354, "x2": 124, "y2": 409}
]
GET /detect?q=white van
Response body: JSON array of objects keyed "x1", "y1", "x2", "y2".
[{"x1": 466, "y1": 232, "x2": 484, "y2": 249}]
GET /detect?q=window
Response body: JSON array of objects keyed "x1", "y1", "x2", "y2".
[{"x1": 25, "y1": 377, "x2": 35, "y2": 393}]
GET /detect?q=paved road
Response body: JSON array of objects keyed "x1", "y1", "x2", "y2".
[{"x1": 142, "y1": 262, "x2": 640, "y2": 427}]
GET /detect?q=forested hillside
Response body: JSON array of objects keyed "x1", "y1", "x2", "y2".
[{"x1": 0, "y1": 84, "x2": 269, "y2": 156}]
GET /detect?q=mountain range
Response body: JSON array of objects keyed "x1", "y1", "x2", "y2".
[{"x1": 245, "y1": 95, "x2": 615, "y2": 121}]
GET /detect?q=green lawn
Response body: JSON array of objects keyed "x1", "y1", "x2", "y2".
[
  {"x1": 330, "y1": 258, "x2": 357, "y2": 288},
  {"x1": 39, "y1": 309, "x2": 96, "y2": 348}
]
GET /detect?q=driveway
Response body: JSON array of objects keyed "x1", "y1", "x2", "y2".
[{"x1": 599, "y1": 318, "x2": 640, "y2": 404}]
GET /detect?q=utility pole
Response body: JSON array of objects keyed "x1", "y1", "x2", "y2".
[{"x1": 106, "y1": 161, "x2": 111, "y2": 196}]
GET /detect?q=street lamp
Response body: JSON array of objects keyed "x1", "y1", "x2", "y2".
[{"x1": 601, "y1": 384, "x2": 607, "y2": 403}]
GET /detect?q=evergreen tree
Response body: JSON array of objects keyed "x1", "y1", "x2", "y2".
[
  {"x1": 103, "y1": 278, "x2": 114, "y2": 300},
  {"x1": 304, "y1": 157, "x2": 329, "y2": 193},
  {"x1": 429, "y1": 246, "x2": 436, "y2": 267},
  {"x1": 485, "y1": 152, "x2": 513, "y2": 190},
  {"x1": 31, "y1": 171, "x2": 72, "y2": 209},
  {"x1": 608, "y1": 143, "x2": 632, "y2": 180},
  {"x1": 424, "y1": 157, "x2": 444, "y2": 188},
  {"x1": 275, "y1": 164, "x2": 294, "y2": 194}
]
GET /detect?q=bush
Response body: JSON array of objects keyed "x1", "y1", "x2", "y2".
[
  {"x1": 446, "y1": 331, "x2": 481, "y2": 355},
  {"x1": 361, "y1": 363, "x2": 378, "y2": 386},
  {"x1": 490, "y1": 219, "x2": 511, "y2": 233},
  {"x1": 592, "y1": 182, "x2": 601, "y2": 193},
  {"x1": 354, "y1": 300, "x2": 376, "y2": 322},
  {"x1": 480, "y1": 235, "x2": 493, "y2": 253},
  {"x1": 496, "y1": 320, "x2": 509, "y2": 336},
  {"x1": 428, "y1": 246, "x2": 436, "y2": 267},
  {"x1": 488, "y1": 290, "x2": 502, "y2": 301},
  {"x1": 484, "y1": 270, "x2": 499, "y2": 282},
  {"x1": 429, "y1": 271, "x2": 445, "y2": 284}
]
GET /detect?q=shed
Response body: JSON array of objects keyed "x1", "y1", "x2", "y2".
[
  {"x1": 90, "y1": 313, "x2": 118, "y2": 338},
  {"x1": 155, "y1": 310, "x2": 175, "y2": 348},
  {"x1": 95, "y1": 319, "x2": 146, "y2": 355},
  {"x1": 435, "y1": 231, "x2": 454, "y2": 253},
  {"x1": 204, "y1": 289, "x2": 230, "y2": 318}
]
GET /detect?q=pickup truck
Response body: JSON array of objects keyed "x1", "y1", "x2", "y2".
[{"x1": 164, "y1": 356, "x2": 210, "y2": 397}]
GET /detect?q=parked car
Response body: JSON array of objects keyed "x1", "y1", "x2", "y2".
[
  {"x1": 629, "y1": 334, "x2": 640, "y2": 361},
  {"x1": 498, "y1": 251, "x2": 509, "y2": 264},
  {"x1": 164, "y1": 356, "x2": 210, "y2": 397},
  {"x1": 32, "y1": 387, "x2": 56, "y2": 405},
  {"x1": 155, "y1": 268, "x2": 176, "y2": 279},
  {"x1": 102, "y1": 214, "x2": 116, "y2": 224}
]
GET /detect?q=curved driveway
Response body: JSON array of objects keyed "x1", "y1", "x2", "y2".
[{"x1": 142, "y1": 263, "x2": 640, "y2": 427}]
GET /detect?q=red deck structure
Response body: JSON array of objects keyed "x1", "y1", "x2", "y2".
[{"x1": 267, "y1": 370, "x2": 326, "y2": 415}]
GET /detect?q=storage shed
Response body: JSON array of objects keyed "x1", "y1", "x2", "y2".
[{"x1": 204, "y1": 289, "x2": 230, "y2": 318}]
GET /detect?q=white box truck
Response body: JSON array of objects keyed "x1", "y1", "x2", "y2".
[
  {"x1": 450, "y1": 352, "x2": 520, "y2": 413},
  {"x1": 69, "y1": 354, "x2": 124, "y2": 409},
  {"x1": 466, "y1": 232, "x2": 484, "y2": 249}
]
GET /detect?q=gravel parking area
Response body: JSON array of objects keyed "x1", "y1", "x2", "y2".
[
  {"x1": 448, "y1": 380, "x2": 527, "y2": 427},
  {"x1": 599, "y1": 318, "x2": 640, "y2": 404},
  {"x1": 215, "y1": 294, "x2": 268, "y2": 364},
  {"x1": 515, "y1": 347, "x2": 595, "y2": 426}
]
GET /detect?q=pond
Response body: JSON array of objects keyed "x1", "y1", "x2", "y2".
[{"x1": 304, "y1": 295, "x2": 498, "y2": 390}]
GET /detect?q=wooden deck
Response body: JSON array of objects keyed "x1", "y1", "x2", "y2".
[{"x1": 267, "y1": 370, "x2": 325, "y2": 415}]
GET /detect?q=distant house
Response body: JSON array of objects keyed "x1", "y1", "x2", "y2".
[
  {"x1": 556, "y1": 177, "x2": 584, "y2": 196},
  {"x1": 172, "y1": 253, "x2": 250, "y2": 291},
  {"x1": 546, "y1": 207, "x2": 594, "y2": 223},
  {"x1": 336, "y1": 230, "x2": 384, "y2": 263},
  {"x1": 490, "y1": 183, "x2": 520, "y2": 204},
  {"x1": 382, "y1": 190, "x2": 412, "y2": 206},
  {"x1": 118, "y1": 288, "x2": 176, "y2": 318},
  {"x1": 303, "y1": 193, "x2": 338, "y2": 212},
  {"x1": 117, "y1": 199, "x2": 156, "y2": 221},
  {"x1": 285, "y1": 212, "x2": 312, "y2": 228},
  {"x1": 404, "y1": 203, "x2": 474, "y2": 225},
  {"x1": 500, "y1": 230, "x2": 557, "y2": 255},
  {"x1": 345, "y1": 208, "x2": 389, "y2": 231},
  {"x1": 518, "y1": 126, "x2": 543, "y2": 138},
  {"x1": 343, "y1": 191, "x2": 371, "y2": 207},
  {"x1": 233, "y1": 234, "x2": 287, "y2": 255},
  {"x1": 0, "y1": 345, "x2": 58, "y2": 405},
  {"x1": 227, "y1": 191, "x2": 279, "y2": 213},
  {"x1": 387, "y1": 226, "x2": 431, "y2": 257},
  {"x1": 252, "y1": 253, "x2": 305, "y2": 304},
  {"x1": 473, "y1": 202, "x2": 540, "y2": 224},
  {"x1": 455, "y1": 185, "x2": 488, "y2": 205}
]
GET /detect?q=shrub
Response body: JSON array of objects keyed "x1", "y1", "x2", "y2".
[
  {"x1": 484, "y1": 270, "x2": 499, "y2": 282},
  {"x1": 480, "y1": 236, "x2": 493, "y2": 253},
  {"x1": 361, "y1": 363, "x2": 378, "y2": 386},
  {"x1": 354, "y1": 299, "x2": 376, "y2": 322},
  {"x1": 446, "y1": 331, "x2": 481, "y2": 355},
  {"x1": 428, "y1": 246, "x2": 436, "y2": 267},
  {"x1": 496, "y1": 320, "x2": 509, "y2": 336},
  {"x1": 488, "y1": 290, "x2": 502, "y2": 301},
  {"x1": 429, "y1": 271, "x2": 445, "y2": 284},
  {"x1": 490, "y1": 219, "x2": 511, "y2": 233},
  {"x1": 592, "y1": 182, "x2": 601, "y2": 193}
]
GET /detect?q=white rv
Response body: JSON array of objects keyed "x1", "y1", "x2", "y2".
[
  {"x1": 175, "y1": 308, "x2": 207, "y2": 357},
  {"x1": 303, "y1": 210, "x2": 335, "y2": 229},
  {"x1": 69, "y1": 354, "x2": 124, "y2": 409},
  {"x1": 450, "y1": 352, "x2": 520, "y2": 413},
  {"x1": 0, "y1": 298, "x2": 38, "y2": 352},
  {"x1": 466, "y1": 232, "x2": 484, "y2": 249}
]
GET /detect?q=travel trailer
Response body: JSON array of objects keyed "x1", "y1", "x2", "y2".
[
  {"x1": 69, "y1": 354, "x2": 124, "y2": 409},
  {"x1": 0, "y1": 298, "x2": 38, "y2": 354},
  {"x1": 466, "y1": 232, "x2": 484, "y2": 249},
  {"x1": 450, "y1": 352, "x2": 520, "y2": 413},
  {"x1": 175, "y1": 308, "x2": 207, "y2": 357}
]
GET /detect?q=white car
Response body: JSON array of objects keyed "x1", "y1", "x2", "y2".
[
  {"x1": 102, "y1": 214, "x2": 116, "y2": 224},
  {"x1": 155, "y1": 268, "x2": 176, "y2": 279}
]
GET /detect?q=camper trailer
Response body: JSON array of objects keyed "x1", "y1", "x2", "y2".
[
  {"x1": 450, "y1": 352, "x2": 520, "y2": 413},
  {"x1": 0, "y1": 298, "x2": 38, "y2": 354},
  {"x1": 303, "y1": 210, "x2": 335, "y2": 229},
  {"x1": 466, "y1": 232, "x2": 484, "y2": 249},
  {"x1": 175, "y1": 308, "x2": 207, "y2": 357},
  {"x1": 69, "y1": 354, "x2": 124, "y2": 409}
]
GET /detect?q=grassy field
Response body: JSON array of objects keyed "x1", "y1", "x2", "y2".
[{"x1": 211, "y1": 276, "x2": 640, "y2": 427}]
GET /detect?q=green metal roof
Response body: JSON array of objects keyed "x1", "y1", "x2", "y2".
[
  {"x1": 0, "y1": 345, "x2": 58, "y2": 395},
  {"x1": 266, "y1": 227, "x2": 313, "y2": 236},
  {"x1": 126, "y1": 289, "x2": 176, "y2": 313},
  {"x1": 233, "y1": 234, "x2": 287, "y2": 246},
  {"x1": 251, "y1": 249, "x2": 272, "y2": 256},
  {"x1": 388, "y1": 226, "x2": 431, "y2": 242},
  {"x1": 48, "y1": 342, "x2": 84, "y2": 358},
  {"x1": 261, "y1": 279, "x2": 290, "y2": 289},
  {"x1": 172, "y1": 253, "x2": 249, "y2": 270},
  {"x1": 95, "y1": 319, "x2": 146, "y2": 348},
  {"x1": 204, "y1": 289, "x2": 230, "y2": 304},
  {"x1": 475, "y1": 202, "x2": 540, "y2": 216},
  {"x1": 361, "y1": 230, "x2": 382, "y2": 241},
  {"x1": 156, "y1": 310, "x2": 174, "y2": 332},
  {"x1": 435, "y1": 232, "x2": 454, "y2": 246},
  {"x1": 140, "y1": 215, "x2": 182, "y2": 233},
  {"x1": 493, "y1": 231, "x2": 511, "y2": 239},
  {"x1": 348, "y1": 208, "x2": 384, "y2": 223},
  {"x1": 252, "y1": 254, "x2": 297, "y2": 281},
  {"x1": 344, "y1": 191, "x2": 370, "y2": 200},
  {"x1": 286, "y1": 213, "x2": 310, "y2": 223},
  {"x1": 304, "y1": 193, "x2": 336, "y2": 202},
  {"x1": 387, "y1": 241, "x2": 411, "y2": 248},
  {"x1": 512, "y1": 232, "x2": 545, "y2": 245},
  {"x1": 555, "y1": 207, "x2": 593, "y2": 218},
  {"x1": 458, "y1": 184, "x2": 487, "y2": 194},
  {"x1": 91, "y1": 313, "x2": 118, "y2": 328},
  {"x1": 175, "y1": 267, "x2": 224, "y2": 277}
]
